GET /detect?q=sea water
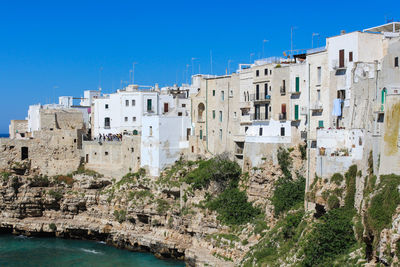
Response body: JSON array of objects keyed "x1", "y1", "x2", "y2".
[{"x1": 0, "y1": 234, "x2": 185, "y2": 267}]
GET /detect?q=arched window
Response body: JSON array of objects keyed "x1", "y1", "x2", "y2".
[{"x1": 198, "y1": 103, "x2": 205, "y2": 121}]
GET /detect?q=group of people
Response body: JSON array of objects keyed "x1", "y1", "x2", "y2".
[{"x1": 96, "y1": 133, "x2": 123, "y2": 142}]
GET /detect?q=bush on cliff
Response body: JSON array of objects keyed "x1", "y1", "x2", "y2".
[
  {"x1": 185, "y1": 156, "x2": 241, "y2": 190},
  {"x1": 366, "y1": 174, "x2": 400, "y2": 239},
  {"x1": 207, "y1": 187, "x2": 260, "y2": 225},
  {"x1": 271, "y1": 175, "x2": 305, "y2": 216}
]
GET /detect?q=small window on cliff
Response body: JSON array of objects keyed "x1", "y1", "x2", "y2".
[
  {"x1": 105, "y1": 151, "x2": 109, "y2": 156},
  {"x1": 21, "y1": 147, "x2": 28, "y2": 160}
]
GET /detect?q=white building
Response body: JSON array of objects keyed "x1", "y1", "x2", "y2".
[{"x1": 92, "y1": 85, "x2": 159, "y2": 137}]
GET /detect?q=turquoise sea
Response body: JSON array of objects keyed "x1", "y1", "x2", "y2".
[{"x1": 0, "y1": 235, "x2": 185, "y2": 267}]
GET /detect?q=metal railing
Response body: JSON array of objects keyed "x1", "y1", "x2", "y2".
[
  {"x1": 250, "y1": 94, "x2": 271, "y2": 102},
  {"x1": 250, "y1": 113, "x2": 270, "y2": 121}
]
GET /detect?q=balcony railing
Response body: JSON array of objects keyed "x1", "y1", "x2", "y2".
[
  {"x1": 250, "y1": 113, "x2": 270, "y2": 121},
  {"x1": 279, "y1": 113, "x2": 287, "y2": 120},
  {"x1": 280, "y1": 86, "x2": 286, "y2": 95},
  {"x1": 250, "y1": 94, "x2": 271, "y2": 102},
  {"x1": 310, "y1": 102, "x2": 323, "y2": 111}
]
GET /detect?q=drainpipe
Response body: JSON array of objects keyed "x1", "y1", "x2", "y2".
[
  {"x1": 206, "y1": 79, "x2": 209, "y2": 151},
  {"x1": 306, "y1": 62, "x2": 311, "y2": 210}
]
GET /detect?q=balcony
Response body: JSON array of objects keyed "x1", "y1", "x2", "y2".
[
  {"x1": 310, "y1": 102, "x2": 323, "y2": 112},
  {"x1": 290, "y1": 89, "x2": 301, "y2": 95},
  {"x1": 250, "y1": 94, "x2": 271, "y2": 103},
  {"x1": 279, "y1": 113, "x2": 287, "y2": 121},
  {"x1": 280, "y1": 86, "x2": 286, "y2": 95},
  {"x1": 240, "y1": 114, "x2": 252, "y2": 124},
  {"x1": 250, "y1": 113, "x2": 270, "y2": 121}
]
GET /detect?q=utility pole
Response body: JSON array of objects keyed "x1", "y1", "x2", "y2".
[
  {"x1": 250, "y1": 53, "x2": 255, "y2": 63},
  {"x1": 291, "y1": 26, "x2": 298, "y2": 57},
  {"x1": 262, "y1": 39, "x2": 269, "y2": 58},
  {"x1": 131, "y1": 62, "x2": 137, "y2": 85},
  {"x1": 191, "y1": 58, "x2": 197, "y2": 76},
  {"x1": 312, "y1": 33, "x2": 320, "y2": 48}
]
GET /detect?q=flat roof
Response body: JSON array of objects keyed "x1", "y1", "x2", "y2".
[{"x1": 363, "y1": 22, "x2": 400, "y2": 33}]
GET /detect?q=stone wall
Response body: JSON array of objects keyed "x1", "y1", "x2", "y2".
[
  {"x1": 9, "y1": 120, "x2": 28, "y2": 139},
  {"x1": 0, "y1": 130, "x2": 82, "y2": 176},
  {"x1": 82, "y1": 135, "x2": 141, "y2": 178}
]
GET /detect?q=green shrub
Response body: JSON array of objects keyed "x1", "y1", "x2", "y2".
[
  {"x1": 1, "y1": 172, "x2": 11, "y2": 182},
  {"x1": 156, "y1": 199, "x2": 170, "y2": 214},
  {"x1": 113, "y1": 209, "x2": 127, "y2": 223},
  {"x1": 344, "y1": 165, "x2": 357, "y2": 209},
  {"x1": 279, "y1": 210, "x2": 304, "y2": 239},
  {"x1": 302, "y1": 208, "x2": 356, "y2": 266},
  {"x1": 48, "y1": 189, "x2": 63, "y2": 201},
  {"x1": 331, "y1": 173, "x2": 344, "y2": 185},
  {"x1": 207, "y1": 187, "x2": 260, "y2": 225},
  {"x1": 128, "y1": 190, "x2": 153, "y2": 200},
  {"x1": 327, "y1": 195, "x2": 340, "y2": 210},
  {"x1": 184, "y1": 156, "x2": 241, "y2": 190},
  {"x1": 277, "y1": 147, "x2": 292, "y2": 178},
  {"x1": 299, "y1": 143, "x2": 307, "y2": 160},
  {"x1": 272, "y1": 176, "x2": 305, "y2": 216},
  {"x1": 49, "y1": 223, "x2": 57, "y2": 231},
  {"x1": 366, "y1": 174, "x2": 400, "y2": 237}
]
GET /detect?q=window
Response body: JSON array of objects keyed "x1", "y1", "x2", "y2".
[
  {"x1": 295, "y1": 77, "x2": 300, "y2": 92},
  {"x1": 132, "y1": 117, "x2": 136, "y2": 122},
  {"x1": 212, "y1": 90, "x2": 215, "y2": 96},
  {"x1": 132, "y1": 99, "x2": 135, "y2": 106},
  {"x1": 270, "y1": 70, "x2": 272, "y2": 75},
  {"x1": 198, "y1": 103, "x2": 205, "y2": 121},
  {"x1": 280, "y1": 127, "x2": 285, "y2": 136},
  {"x1": 264, "y1": 83, "x2": 268, "y2": 98},
  {"x1": 104, "y1": 117, "x2": 110, "y2": 128},
  {"x1": 264, "y1": 68, "x2": 268, "y2": 75},
  {"x1": 149, "y1": 126, "x2": 153, "y2": 136},
  {"x1": 221, "y1": 91, "x2": 224, "y2": 101},
  {"x1": 191, "y1": 146, "x2": 194, "y2": 153},
  {"x1": 125, "y1": 100, "x2": 129, "y2": 106},
  {"x1": 219, "y1": 111, "x2": 222, "y2": 122},
  {"x1": 349, "y1": 52, "x2": 353, "y2": 62},
  {"x1": 186, "y1": 128, "x2": 191, "y2": 141},
  {"x1": 245, "y1": 126, "x2": 249, "y2": 133},
  {"x1": 105, "y1": 104, "x2": 109, "y2": 109},
  {"x1": 318, "y1": 120, "x2": 324, "y2": 128},
  {"x1": 317, "y1": 67, "x2": 322, "y2": 85},
  {"x1": 164, "y1": 102, "x2": 169, "y2": 113},
  {"x1": 395, "y1": 57, "x2": 399, "y2": 67},
  {"x1": 182, "y1": 104, "x2": 186, "y2": 107},
  {"x1": 317, "y1": 90, "x2": 321, "y2": 101},
  {"x1": 234, "y1": 112, "x2": 237, "y2": 118},
  {"x1": 339, "y1": 49, "x2": 345, "y2": 68},
  {"x1": 124, "y1": 117, "x2": 128, "y2": 122},
  {"x1": 200, "y1": 129, "x2": 203, "y2": 140},
  {"x1": 105, "y1": 151, "x2": 109, "y2": 156},
  {"x1": 212, "y1": 110, "x2": 216, "y2": 119},
  {"x1": 178, "y1": 112, "x2": 182, "y2": 116},
  {"x1": 256, "y1": 84, "x2": 260, "y2": 100},
  {"x1": 256, "y1": 70, "x2": 259, "y2": 77},
  {"x1": 259, "y1": 127, "x2": 263, "y2": 136},
  {"x1": 147, "y1": 99, "x2": 152, "y2": 111},
  {"x1": 219, "y1": 129, "x2": 222, "y2": 140}
]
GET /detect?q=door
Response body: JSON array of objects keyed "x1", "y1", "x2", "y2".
[
  {"x1": 256, "y1": 84, "x2": 259, "y2": 100},
  {"x1": 147, "y1": 99, "x2": 152, "y2": 111},
  {"x1": 186, "y1": 128, "x2": 191, "y2": 141},
  {"x1": 21, "y1": 147, "x2": 28, "y2": 160},
  {"x1": 164, "y1": 102, "x2": 169, "y2": 113}
]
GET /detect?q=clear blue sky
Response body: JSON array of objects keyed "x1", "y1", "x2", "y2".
[{"x1": 0, "y1": 0, "x2": 398, "y2": 133}]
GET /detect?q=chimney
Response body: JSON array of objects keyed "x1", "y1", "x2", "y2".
[{"x1": 340, "y1": 30, "x2": 346, "y2": 35}]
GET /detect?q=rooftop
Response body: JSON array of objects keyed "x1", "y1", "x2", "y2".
[{"x1": 363, "y1": 22, "x2": 400, "y2": 33}]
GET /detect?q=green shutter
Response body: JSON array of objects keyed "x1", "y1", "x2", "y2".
[
  {"x1": 381, "y1": 89, "x2": 386, "y2": 111},
  {"x1": 295, "y1": 77, "x2": 300, "y2": 92},
  {"x1": 200, "y1": 130, "x2": 203, "y2": 140},
  {"x1": 318, "y1": 120, "x2": 324, "y2": 128},
  {"x1": 295, "y1": 105, "x2": 299, "y2": 120},
  {"x1": 212, "y1": 110, "x2": 215, "y2": 119},
  {"x1": 147, "y1": 99, "x2": 152, "y2": 111},
  {"x1": 213, "y1": 90, "x2": 215, "y2": 96}
]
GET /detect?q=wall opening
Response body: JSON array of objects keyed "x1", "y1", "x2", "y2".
[{"x1": 21, "y1": 147, "x2": 29, "y2": 160}]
